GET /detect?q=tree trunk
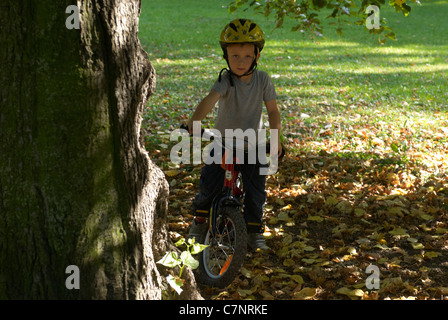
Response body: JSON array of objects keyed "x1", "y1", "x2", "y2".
[{"x1": 0, "y1": 0, "x2": 201, "y2": 299}]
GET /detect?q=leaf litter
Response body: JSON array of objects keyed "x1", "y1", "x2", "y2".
[{"x1": 145, "y1": 102, "x2": 447, "y2": 300}]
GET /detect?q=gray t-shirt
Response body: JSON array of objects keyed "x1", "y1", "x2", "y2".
[{"x1": 211, "y1": 69, "x2": 277, "y2": 135}]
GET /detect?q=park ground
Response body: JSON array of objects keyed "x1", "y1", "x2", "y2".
[{"x1": 139, "y1": 0, "x2": 448, "y2": 300}]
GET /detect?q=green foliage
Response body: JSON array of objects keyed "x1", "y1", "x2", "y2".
[
  {"x1": 156, "y1": 237, "x2": 207, "y2": 295},
  {"x1": 228, "y1": 0, "x2": 423, "y2": 42}
]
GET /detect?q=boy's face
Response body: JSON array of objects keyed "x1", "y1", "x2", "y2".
[{"x1": 226, "y1": 43, "x2": 260, "y2": 77}]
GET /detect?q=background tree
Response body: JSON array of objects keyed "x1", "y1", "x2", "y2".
[{"x1": 0, "y1": 0, "x2": 200, "y2": 299}]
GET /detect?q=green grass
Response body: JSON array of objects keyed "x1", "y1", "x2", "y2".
[{"x1": 138, "y1": 0, "x2": 447, "y2": 166}]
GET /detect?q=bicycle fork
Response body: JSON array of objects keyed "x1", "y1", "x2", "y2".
[{"x1": 209, "y1": 162, "x2": 242, "y2": 240}]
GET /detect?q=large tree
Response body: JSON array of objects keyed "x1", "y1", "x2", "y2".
[{"x1": 0, "y1": 0, "x2": 200, "y2": 299}]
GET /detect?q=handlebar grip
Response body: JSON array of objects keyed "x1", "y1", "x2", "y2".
[
  {"x1": 180, "y1": 123, "x2": 205, "y2": 136},
  {"x1": 279, "y1": 147, "x2": 286, "y2": 160},
  {"x1": 266, "y1": 143, "x2": 286, "y2": 160}
]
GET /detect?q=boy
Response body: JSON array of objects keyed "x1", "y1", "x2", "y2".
[{"x1": 186, "y1": 19, "x2": 282, "y2": 251}]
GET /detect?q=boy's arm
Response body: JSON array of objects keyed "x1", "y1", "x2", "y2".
[
  {"x1": 265, "y1": 99, "x2": 283, "y2": 157},
  {"x1": 187, "y1": 89, "x2": 220, "y2": 133}
]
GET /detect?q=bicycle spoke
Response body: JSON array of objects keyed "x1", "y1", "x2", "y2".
[{"x1": 204, "y1": 216, "x2": 238, "y2": 277}]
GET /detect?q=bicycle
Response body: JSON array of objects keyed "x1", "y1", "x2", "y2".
[{"x1": 179, "y1": 124, "x2": 284, "y2": 288}]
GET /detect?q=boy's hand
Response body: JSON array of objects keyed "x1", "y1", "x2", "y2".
[
  {"x1": 272, "y1": 141, "x2": 285, "y2": 160},
  {"x1": 186, "y1": 119, "x2": 193, "y2": 135},
  {"x1": 277, "y1": 142, "x2": 283, "y2": 158}
]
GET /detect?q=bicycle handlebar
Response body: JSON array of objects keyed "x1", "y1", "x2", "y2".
[{"x1": 179, "y1": 123, "x2": 285, "y2": 160}]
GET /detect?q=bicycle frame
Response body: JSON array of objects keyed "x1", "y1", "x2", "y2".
[{"x1": 209, "y1": 151, "x2": 243, "y2": 239}]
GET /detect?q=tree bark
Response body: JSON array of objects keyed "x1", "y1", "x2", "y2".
[{"x1": 0, "y1": 0, "x2": 201, "y2": 299}]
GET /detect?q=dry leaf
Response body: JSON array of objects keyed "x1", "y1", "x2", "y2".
[{"x1": 293, "y1": 287, "x2": 317, "y2": 300}]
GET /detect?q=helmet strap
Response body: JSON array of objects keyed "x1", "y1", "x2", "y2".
[{"x1": 218, "y1": 67, "x2": 235, "y2": 86}]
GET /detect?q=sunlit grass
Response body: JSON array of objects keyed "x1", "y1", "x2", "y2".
[{"x1": 139, "y1": 0, "x2": 447, "y2": 170}]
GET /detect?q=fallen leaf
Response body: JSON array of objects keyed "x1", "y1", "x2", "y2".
[
  {"x1": 164, "y1": 169, "x2": 180, "y2": 177},
  {"x1": 293, "y1": 287, "x2": 317, "y2": 300},
  {"x1": 389, "y1": 227, "x2": 409, "y2": 237},
  {"x1": 325, "y1": 196, "x2": 339, "y2": 206},
  {"x1": 307, "y1": 215, "x2": 324, "y2": 222},
  {"x1": 291, "y1": 275, "x2": 304, "y2": 284},
  {"x1": 283, "y1": 258, "x2": 295, "y2": 267},
  {"x1": 437, "y1": 287, "x2": 448, "y2": 295},
  {"x1": 424, "y1": 251, "x2": 439, "y2": 259},
  {"x1": 336, "y1": 287, "x2": 365, "y2": 299},
  {"x1": 354, "y1": 208, "x2": 366, "y2": 217},
  {"x1": 240, "y1": 267, "x2": 253, "y2": 278},
  {"x1": 335, "y1": 200, "x2": 353, "y2": 214},
  {"x1": 302, "y1": 258, "x2": 315, "y2": 264},
  {"x1": 259, "y1": 290, "x2": 275, "y2": 300},
  {"x1": 237, "y1": 288, "x2": 255, "y2": 298},
  {"x1": 277, "y1": 211, "x2": 290, "y2": 221}
]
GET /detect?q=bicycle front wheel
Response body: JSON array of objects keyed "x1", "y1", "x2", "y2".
[{"x1": 196, "y1": 206, "x2": 247, "y2": 288}]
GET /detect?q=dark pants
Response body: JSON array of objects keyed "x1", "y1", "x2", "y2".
[{"x1": 192, "y1": 161, "x2": 267, "y2": 233}]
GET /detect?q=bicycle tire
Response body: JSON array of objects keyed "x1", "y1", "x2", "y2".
[{"x1": 196, "y1": 206, "x2": 247, "y2": 288}]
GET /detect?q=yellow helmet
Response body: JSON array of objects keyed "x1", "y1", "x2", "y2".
[{"x1": 219, "y1": 19, "x2": 265, "y2": 52}]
